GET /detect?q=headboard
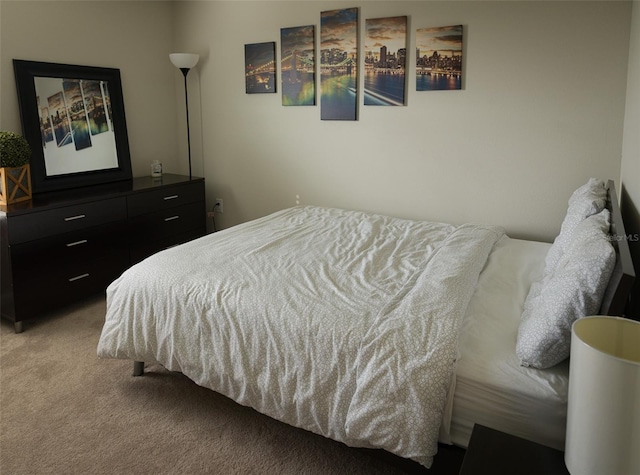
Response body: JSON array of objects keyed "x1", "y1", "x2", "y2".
[{"x1": 599, "y1": 180, "x2": 636, "y2": 317}]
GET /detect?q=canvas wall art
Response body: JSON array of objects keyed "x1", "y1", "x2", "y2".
[
  {"x1": 364, "y1": 16, "x2": 407, "y2": 106},
  {"x1": 320, "y1": 7, "x2": 359, "y2": 121},
  {"x1": 416, "y1": 25, "x2": 463, "y2": 91},
  {"x1": 245, "y1": 42, "x2": 277, "y2": 94},
  {"x1": 281, "y1": 25, "x2": 316, "y2": 106}
]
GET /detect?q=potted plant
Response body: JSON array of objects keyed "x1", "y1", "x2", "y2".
[{"x1": 0, "y1": 131, "x2": 32, "y2": 205}]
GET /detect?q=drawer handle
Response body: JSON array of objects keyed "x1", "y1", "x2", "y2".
[
  {"x1": 164, "y1": 215, "x2": 180, "y2": 222},
  {"x1": 68, "y1": 273, "x2": 90, "y2": 282},
  {"x1": 64, "y1": 214, "x2": 86, "y2": 221},
  {"x1": 163, "y1": 195, "x2": 179, "y2": 201},
  {"x1": 66, "y1": 239, "x2": 88, "y2": 247}
]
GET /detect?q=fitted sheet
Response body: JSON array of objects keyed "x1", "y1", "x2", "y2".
[{"x1": 450, "y1": 236, "x2": 569, "y2": 450}]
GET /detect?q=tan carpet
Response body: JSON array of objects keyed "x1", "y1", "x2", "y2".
[{"x1": 0, "y1": 296, "x2": 463, "y2": 474}]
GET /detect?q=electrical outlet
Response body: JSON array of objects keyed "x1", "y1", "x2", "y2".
[{"x1": 215, "y1": 198, "x2": 223, "y2": 213}]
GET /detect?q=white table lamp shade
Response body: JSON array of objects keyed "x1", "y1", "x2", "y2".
[
  {"x1": 169, "y1": 53, "x2": 199, "y2": 69},
  {"x1": 565, "y1": 316, "x2": 640, "y2": 475}
]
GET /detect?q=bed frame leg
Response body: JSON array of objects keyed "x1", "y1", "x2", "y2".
[{"x1": 133, "y1": 361, "x2": 144, "y2": 377}]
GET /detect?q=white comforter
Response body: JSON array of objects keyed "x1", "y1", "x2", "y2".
[{"x1": 97, "y1": 206, "x2": 503, "y2": 467}]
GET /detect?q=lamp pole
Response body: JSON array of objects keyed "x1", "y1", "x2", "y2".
[
  {"x1": 179, "y1": 67, "x2": 192, "y2": 179},
  {"x1": 169, "y1": 53, "x2": 199, "y2": 179}
]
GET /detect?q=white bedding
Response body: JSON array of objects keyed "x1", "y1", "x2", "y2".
[
  {"x1": 450, "y1": 236, "x2": 569, "y2": 450},
  {"x1": 97, "y1": 206, "x2": 503, "y2": 468}
]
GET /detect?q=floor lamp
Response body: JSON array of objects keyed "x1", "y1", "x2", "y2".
[{"x1": 170, "y1": 53, "x2": 199, "y2": 179}]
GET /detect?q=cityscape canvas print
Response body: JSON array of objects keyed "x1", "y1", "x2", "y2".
[
  {"x1": 320, "y1": 7, "x2": 359, "y2": 121},
  {"x1": 416, "y1": 25, "x2": 463, "y2": 91},
  {"x1": 281, "y1": 25, "x2": 316, "y2": 106},
  {"x1": 364, "y1": 16, "x2": 407, "y2": 106},
  {"x1": 245, "y1": 42, "x2": 277, "y2": 94}
]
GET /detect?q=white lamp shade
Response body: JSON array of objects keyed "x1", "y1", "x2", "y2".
[
  {"x1": 565, "y1": 316, "x2": 640, "y2": 475},
  {"x1": 170, "y1": 53, "x2": 199, "y2": 69}
]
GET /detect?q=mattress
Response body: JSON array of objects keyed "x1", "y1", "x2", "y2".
[{"x1": 449, "y1": 236, "x2": 569, "y2": 450}]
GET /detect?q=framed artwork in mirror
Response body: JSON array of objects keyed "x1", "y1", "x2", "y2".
[{"x1": 13, "y1": 59, "x2": 132, "y2": 194}]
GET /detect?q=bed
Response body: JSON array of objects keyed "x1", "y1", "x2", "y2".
[{"x1": 97, "y1": 179, "x2": 635, "y2": 469}]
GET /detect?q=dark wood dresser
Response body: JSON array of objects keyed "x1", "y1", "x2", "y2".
[{"x1": 0, "y1": 174, "x2": 205, "y2": 332}]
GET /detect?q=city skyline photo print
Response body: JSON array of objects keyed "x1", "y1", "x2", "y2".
[{"x1": 416, "y1": 25, "x2": 463, "y2": 91}]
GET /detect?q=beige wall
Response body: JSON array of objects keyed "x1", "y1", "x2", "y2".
[
  {"x1": 0, "y1": 1, "x2": 181, "y2": 179},
  {"x1": 1, "y1": 1, "x2": 635, "y2": 245},
  {"x1": 621, "y1": 0, "x2": 640, "y2": 316},
  {"x1": 174, "y1": 1, "x2": 632, "y2": 241}
]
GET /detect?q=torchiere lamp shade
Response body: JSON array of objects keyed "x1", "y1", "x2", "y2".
[
  {"x1": 565, "y1": 316, "x2": 640, "y2": 475},
  {"x1": 169, "y1": 53, "x2": 199, "y2": 69}
]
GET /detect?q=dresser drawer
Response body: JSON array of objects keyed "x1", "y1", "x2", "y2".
[
  {"x1": 127, "y1": 181, "x2": 204, "y2": 217},
  {"x1": 11, "y1": 220, "x2": 127, "y2": 282},
  {"x1": 12, "y1": 253, "x2": 128, "y2": 320},
  {"x1": 128, "y1": 201, "x2": 205, "y2": 242},
  {"x1": 129, "y1": 228, "x2": 204, "y2": 264},
  {"x1": 7, "y1": 197, "x2": 127, "y2": 244}
]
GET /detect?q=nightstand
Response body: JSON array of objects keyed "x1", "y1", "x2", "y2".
[{"x1": 459, "y1": 424, "x2": 569, "y2": 475}]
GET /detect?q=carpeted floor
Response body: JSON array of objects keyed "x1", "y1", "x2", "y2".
[{"x1": 0, "y1": 296, "x2": 464, "y2": 474}]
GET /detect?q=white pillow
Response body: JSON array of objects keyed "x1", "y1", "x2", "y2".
[
  {"x1": 517, "y1": 208, "x2": 615, "y2": 369},
  {"x1": 544, "y1": 178, "x2": 607, "y2": 275}
]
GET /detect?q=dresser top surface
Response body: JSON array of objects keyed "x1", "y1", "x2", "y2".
[{"x1": 1, "y1": 174, "x2": 203, "y2": 216}]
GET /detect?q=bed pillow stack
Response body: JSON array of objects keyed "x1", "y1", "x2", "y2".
[
  {"x1": 516, "y1": 179, "x2": 615, "y2": 369},
  {"x1": 543, "y1": 178, "x2": 608, "y2": 274}
]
